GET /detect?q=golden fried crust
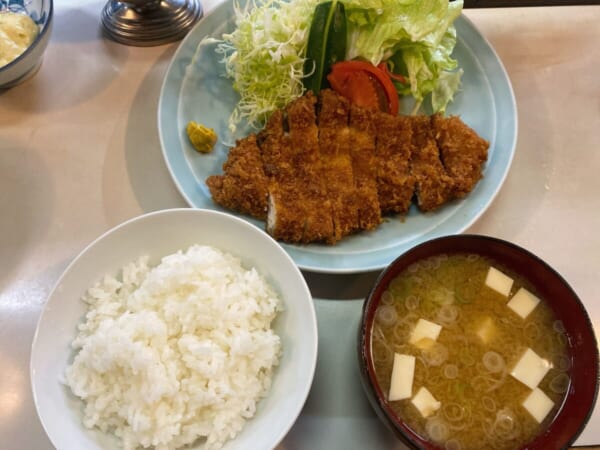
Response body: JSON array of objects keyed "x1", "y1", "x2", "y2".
[
  {"x1": 257, "y1": 109, "x2": 288, "y2": 181},
  {"x1": 207, "y1": 90, "x2": 489, "y2": 244},
  {"x1": 318, "y1": 90, "x2": 359, "y2": 242},
  {"x1": 206, "y1": 134, "x2": 269, "y2": 219},
  {"x1": 375, "y1": 112, "x2": 415, "y2": 214},
  {"x1": 266, "y1": 185, "x2": 306, "y2": 243},
  {"x1": 409, "y1": 115, "x2": 454, "y2": 212},
  {"x1": 283, "y1": 92, "x2": 334, "y2": 243},
  {"x1": 349, "y1": 104, "x2": 381, "y2": 231},
  {"x1": 432, "y1": 114, "x2": 489, "y2": 198},
  {"x1": 259, "y1": 105, "x2": 305, "y2": 242}
]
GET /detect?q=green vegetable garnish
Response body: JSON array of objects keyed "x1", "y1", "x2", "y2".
[
  {"x1": 303, "y1": 0, "x2": 347, "y2": 94},
  {"x1": 203, "y1": 0, "x2": 463, "y2": 133},
  {"x1": 209, "y1": 0, "x2": 320, "y2": 134},
  {"x1": 343, "y1": 0, "x2": 464, "y2": 113}
]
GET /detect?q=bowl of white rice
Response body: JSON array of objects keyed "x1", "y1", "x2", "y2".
[{"x1": 30, "y1": 208, "x2": 317, "y2": 450}]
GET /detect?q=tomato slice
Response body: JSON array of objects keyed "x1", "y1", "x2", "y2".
[
  {"x1": 377, "y1": 62, "x2": 408, "y2": 85},
  {"x1": 327, "y1": 60, "x2": 399, "y2": 115},
  {"x1": 328, "y1": 70, "x2": 387, "y2": 112}
]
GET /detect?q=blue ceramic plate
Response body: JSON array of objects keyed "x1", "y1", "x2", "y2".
[{"x1": 158, "y1": 1, "x2": 517, "y2": 274}]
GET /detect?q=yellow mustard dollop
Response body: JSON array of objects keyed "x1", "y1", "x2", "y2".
[
  {"x1": 186, "y1": 121, "x2": 217, "y2": 153},
  {"x1": 0, "y1": 12, "x2": 39, "y2": 68}
]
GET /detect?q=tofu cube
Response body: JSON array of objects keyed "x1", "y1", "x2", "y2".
[
  {"x1": 411, "y1": 387, "x2": 441, "y2": 418},
  {"x1": 485, "y1": 266, "x2": 514, "y2": 297},
  {"x1": 409, "y1": 319, "x2": 442, "y2": 349},
  {"x1": 510, "y1": 348, "x2": 551, "y2": 389},
  {"x1": 388, "y1": 354, "x2": 415, "y2": 401},
  {"x1": 507, "y1": 287, "x2": 541, "y2": 319},
  {"x1": 475, "y1": 316, "x2": 496, "y2": 344},
  {"x1": 522, "y1": 388, "x2": 555, "y2": 423}
]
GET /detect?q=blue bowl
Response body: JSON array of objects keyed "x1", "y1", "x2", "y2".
[{"x1": 0, "y1": 0, "x2": 53, "y2": 88}]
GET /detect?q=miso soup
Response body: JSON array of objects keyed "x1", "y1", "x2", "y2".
[{"x1": 371, "y1": 253, "x2": 570, "y2": 450}]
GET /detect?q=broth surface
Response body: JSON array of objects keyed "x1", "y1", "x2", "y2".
[{"x1": 372, "y1": 253, "x2": 570, "y2": 450}]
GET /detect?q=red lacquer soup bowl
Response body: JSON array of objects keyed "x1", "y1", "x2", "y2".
[{"x1": 357, "y1": 234, "x2": 598, "y2": 450}]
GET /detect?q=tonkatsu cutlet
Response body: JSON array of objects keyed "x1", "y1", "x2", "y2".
[
  {"x1": 409, "y1": 115, "x2": 455, "y2": 212},
  {"x1": 267, "y1": 93, "x2": 334, "y2": 243},
  {"x1": 432, "y1": 114, "x2": 489, "y2": 198},
  {"x1": 375, "y1": 112, "x2": 415, "y2": 214},
  {"x1": 206, "y1": 90, "x2": 490, "y2": 245},
  {"x1": 260, "y1": 97, "x2": 309, "y2": 243},
  {"x1": 317, "y1": 89, "x2": 360, "y2": 242},
  {"x1": 257, "y1": 109, "x2": 286, "y2": 180},
  {"x1": 349, "y1": 103, "x2": 381, "y2": 231},
  {"x1": 205, "y1": 134, "x2": 268, "y2": 219}
]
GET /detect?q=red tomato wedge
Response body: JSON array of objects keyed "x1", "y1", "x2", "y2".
[
  {"x1": 377, "y1": 62, "x2": 408, "y2": 85},
  {"x1": 327, "y1": 60, "x2": 399, "y2": 116},
  {"x1": 329, "y1": 70, "x2": 384, "y2": 112}
]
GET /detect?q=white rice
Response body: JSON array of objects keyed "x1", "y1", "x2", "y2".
[{"x1": 65, "y1": 245, "x2": 282, "y2": 450}]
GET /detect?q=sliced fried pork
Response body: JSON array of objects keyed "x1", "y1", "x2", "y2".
[
  {"x1": 266, "y1": 183, "x2": 308, "y2": 243},
  {"x1": 257, "y1": 109, "x2": 288, "y2": 180},
  {"x1": 317, "y1": 89, "x2": 359, "y2": 242},
  {"x1": 409, "y1": 116, "x2": 454, "y2": 212},
  {"x1": 375, "y1": 113, "x2": 415, "y2": 214},
  {"x1": 207, "y1": 90, "x2": 489, "y2": 245},
  {"x1": 206, "y1": 134, "x2": 268, "y2": 220},
  {"x1": 432, "y1": 115, "x2": 489, "y2": 198},
  {"x1": 349, "y1": 104, "x2": 381, "y2": 230},
  {"x1": 283, "y1": 92, "x2": 334, "y2": 243},
  {"x1": 258, "y1": 104, "x2": 306, "y2": 242}
]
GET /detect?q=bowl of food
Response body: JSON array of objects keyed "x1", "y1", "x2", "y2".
[
  {"x1": 358, "y1": 234, "x2": 598, "y2": 450},
  {"x1": 31, "y1": 208, "x2": 318, "y2": 450},
  {"x1": 0, "y1": 0, "x2": 53, "y2": 88}
]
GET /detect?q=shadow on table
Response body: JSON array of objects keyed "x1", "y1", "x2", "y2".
[
  {"x1": 50, "y1": 4, "x2": 105, "y2": 44},
  {"x1": 0, "y1": 44, "x2": 128, "y2": 121},
  {"x1": 302, "y1": 270, "x2": 382, "y2": 301},
  {"x1": 0, "y1": 140, "x2": 54, "y2": 292},
  {"x1": 122, "y1": 45, "x2": 188, "y2": 213},
  {"x1": 280, "y1": 272, "x2": 408, "y2": 450}
]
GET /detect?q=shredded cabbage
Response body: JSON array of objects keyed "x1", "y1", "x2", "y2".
[
  {"x1": 206, "y1": 0, "x2": 463, "y2": 133},
  {"x1": 212, "y1": 0, "x2": 319, "y2": 134}
]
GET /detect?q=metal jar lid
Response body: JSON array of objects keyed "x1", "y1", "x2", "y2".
[{"x1": 101, "y1": 0, "x2": 203, "y2": 47}]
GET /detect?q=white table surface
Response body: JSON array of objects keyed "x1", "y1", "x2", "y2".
[{"x1": 1, "y1": 0, "x2": 599, "y2": 448}]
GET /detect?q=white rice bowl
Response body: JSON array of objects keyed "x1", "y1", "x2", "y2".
[
  {"x1": 31, "y1": 209, "x2": 317, "y2": 450},
  {"x1": 66, "y1": 245, "x2": 282, "y2": 450}
]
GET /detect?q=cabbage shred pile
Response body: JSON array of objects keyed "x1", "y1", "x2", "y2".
[
  {"x1": 209, "y1": 0, "x2": 464, "y2": 134},
  {"x1": 214, "y1": 0, "x2": 320, "y2": 133}
]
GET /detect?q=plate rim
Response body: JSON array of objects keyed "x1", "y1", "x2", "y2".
[{"x1": 157, "y1": 1, "x2": 518, "y2": 274}]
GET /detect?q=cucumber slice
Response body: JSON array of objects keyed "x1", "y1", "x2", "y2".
[
  {"x1": 303, "y1": 1, "x2": 347, "y2": 94},
  {"x1": 323, "y1": 2, "x2": 346, "y2": 89}
]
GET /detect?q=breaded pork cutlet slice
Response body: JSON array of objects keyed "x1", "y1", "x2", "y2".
[
  {"x1": 432, "y1": 115, "x2": 489, "y2": 198},
  {"x1": 317, "y1": 89, "x2": 360, "y2": 243},
  {"x1": 375, "y1": 112, "x2": 415, "y2": 214},
  {"x1": 349, "y1": 104, "x2": 381, "y2": 230},
  {"x1": 258, "y1": 106, "x2": 306, "y2": 243},
  {"x1": 266, "y1": 183, "x2": 309, "y2": 243},
  {"x1": 409, "y1": 116, "x2": 454, "y2": 212},
  {"x1": 257, "y1": 109, "x2": 286, "y2": 180},
  {"x1": 283, "y1": 92, "x2": 334, "y2": 243},
  {"x1": 206, "y1": 134, "x2": 269, "y2": 220}
]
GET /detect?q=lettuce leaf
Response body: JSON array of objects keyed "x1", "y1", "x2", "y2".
[{"x1": 343, "y1": 0, "x2": 463, "y2": 113}]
